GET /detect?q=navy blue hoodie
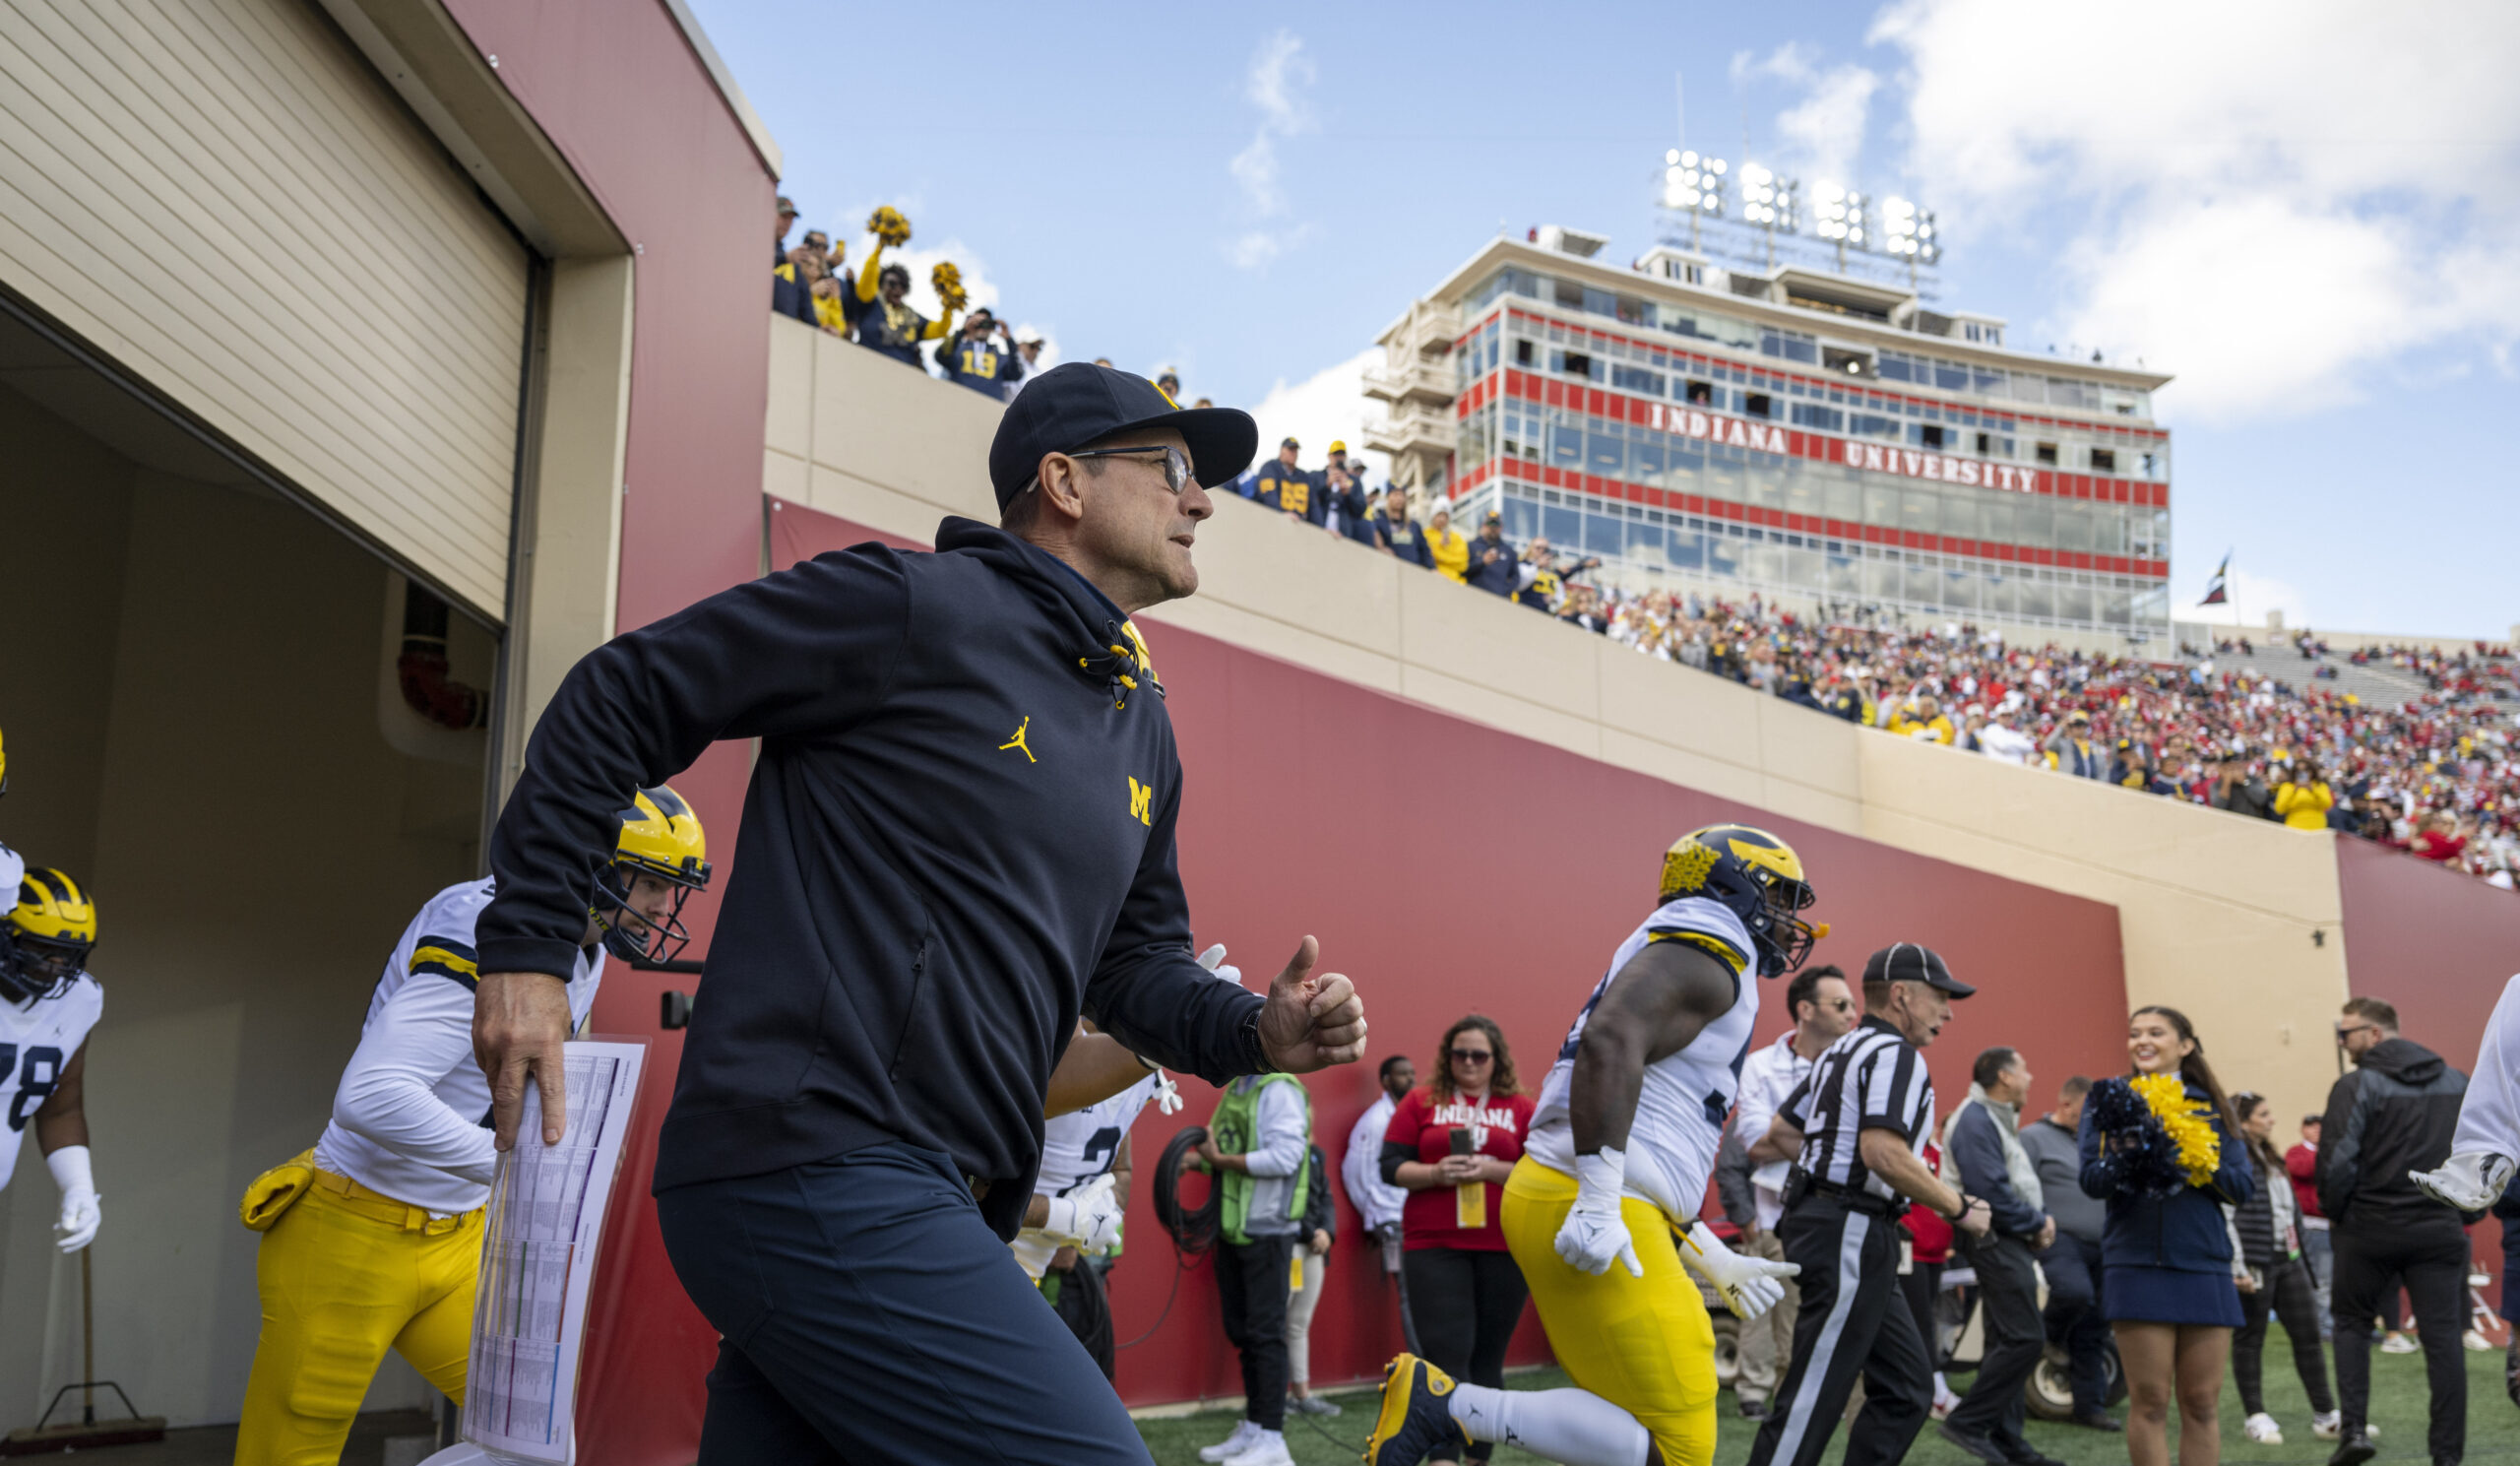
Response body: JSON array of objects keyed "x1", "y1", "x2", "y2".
[
  {"x1": 477, "y1": 518, "x2": 1267, "y2": 1239},
  {"x1": 2078, "y1": 1082, "x2": 2253, "y2": 1272}
]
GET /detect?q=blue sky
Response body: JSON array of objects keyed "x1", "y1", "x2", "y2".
[{"x1": 696, "y1": 0, "x2": 2519, "y2": 641}]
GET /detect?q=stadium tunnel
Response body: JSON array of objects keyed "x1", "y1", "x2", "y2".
[
  {"x1": 0, "y1": 292, "x2": 501, "y2": 1423},
  {"x1": 0, "y1": 0, "x2": 776, "y2": 1452}
]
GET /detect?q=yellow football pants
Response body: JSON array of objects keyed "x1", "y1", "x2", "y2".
[
  {"x1": 1502, "y1": 1158, "x2": 1719, "y2": 1466},
  {"x1": 234, "y1": 1174, "x2": 481, "y2": 1466}
]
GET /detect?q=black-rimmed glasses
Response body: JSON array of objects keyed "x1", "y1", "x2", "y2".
[
  {"x1": 1449, "y1": 1049, "x2": 1494, "y2": 1065},
  {"x1": 1065, "y1": 444, "x2": 1193, "y2": 494}
]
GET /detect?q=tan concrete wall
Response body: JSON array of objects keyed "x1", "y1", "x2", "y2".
[{"x1": 766, "y1": 316, "x2": 2353, "y2": 1130}]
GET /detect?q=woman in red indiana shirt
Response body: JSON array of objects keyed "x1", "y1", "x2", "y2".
[{"x1": 1381, "y1": 1015, "x2": 1535, "y2": 1466}]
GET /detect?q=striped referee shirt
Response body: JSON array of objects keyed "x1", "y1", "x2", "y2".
[{"x1": 1781, "y1": 1014, "x2": 1936, "y2": 1204}]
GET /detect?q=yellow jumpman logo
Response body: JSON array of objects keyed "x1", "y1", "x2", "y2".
[{"x1": 998, "y1": 717, "x2": 1037, "y2": 763}]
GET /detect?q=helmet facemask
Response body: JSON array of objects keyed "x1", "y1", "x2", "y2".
[
  {"x1": 591, "y1": 860, "x2": 702, "y2": 965},
  {"x1": 0, "y1": 927, "x2": 85, "y2": 1004},
  {"x1": 1746, "y1": 869, "x2": 1826, "y2": 977}
]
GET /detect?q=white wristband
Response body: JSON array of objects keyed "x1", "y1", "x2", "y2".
[
  {"x1": 1574, "y1": 1147, "x2": 1627, "y2": 1206},
  {"x1": 46, "y1": 1144, "x2": 94, "y2": 1197}
]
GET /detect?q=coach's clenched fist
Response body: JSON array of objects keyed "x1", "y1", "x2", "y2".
[{"x1": 1254, "y1": 935, "x2": 1366, "y2": 1072}]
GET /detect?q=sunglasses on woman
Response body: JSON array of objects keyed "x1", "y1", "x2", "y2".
[{"x1": 1449, "y1": 1048, "x2": 1493, "y2": 1064}]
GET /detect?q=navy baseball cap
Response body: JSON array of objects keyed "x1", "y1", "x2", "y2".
[
  {"x1": 1863, "y1": 942, "x2": 1975, "y2": 997},
  {"x1": 987, "y1": 363, "x2": 1257, "y2": 510}
]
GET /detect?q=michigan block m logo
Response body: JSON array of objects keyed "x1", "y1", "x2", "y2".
[{"x1": 1127, "y1": 777, "x2": 1153, "y2": 827}]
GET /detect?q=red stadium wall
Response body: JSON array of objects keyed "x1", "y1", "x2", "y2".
[
  {"x1": 2337, "y1": 838, "x2": 2520, "y2": 1298},
  {"x1": 770, "y1": 499, "x2": 2135, "y2": 1404},
  {"x1": 439, "y1": 3, "x2": 777, "y2": 1459}
]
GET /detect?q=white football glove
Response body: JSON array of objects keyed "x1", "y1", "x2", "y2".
[
  {"x1": 46, "y1": 1145, "x2": 98, "y2": 1253},
  {"x1": 1196, "y1": 943, "x2": 1243, "y2": 988},
  {"x1": 1554, "y1": 1148, "x2": 1642, "y2": 1278},
  {"x1": 1041, "y1": 1175, "x2": 1124, "y2": 1253},
  {"x1": 1678, "y1": 1220, "x2": 1798, "y2": 1319},
  {"x1": 1149, "y1": 1069, "x2": 1184, "y2": 1116},
  {"x1": 2412, "y1": 1151, "x2": 2516, "y2": 1213}
]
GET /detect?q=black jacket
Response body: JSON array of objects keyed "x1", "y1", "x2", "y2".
[
  {"x1": 1464, "y1": 535, "x2": 1518, "y2": 596},
  {"x1": 2317, "y1": 1035, "x2": 2470, "y2": 1237},
  {"x1": 477, "y1": 518, "x2": 1267, "y2": 1239},
  {"x1": 1301, "y1": 1144, "x2": 1336, "y2": 1238}
]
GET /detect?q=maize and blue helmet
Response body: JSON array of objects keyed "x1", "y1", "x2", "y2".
[
  {"x1": 591, "y1": 786, "x2": 711, "y2": 964},
  {"x1": 1658, "y1": 823, "x2": 1827, "y2": 978},
  {"x1": 3, "y1": 868, "x2": 96, "y2": 1004}
]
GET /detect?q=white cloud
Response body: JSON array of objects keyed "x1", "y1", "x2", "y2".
[
  {"x1": 1732, "y1": 43, "x2": 1880, "y2": 186},
  {"x1": 1247, "y1": 348, "x2": 1391, "y2": 486},
  {"x1": 1868, "y1": 0, "x2": 2520, "y2": 423},
  {"x1": 1245, "y1": 30, "x2": 1314, "y2": 135},
  {"x1": 1223, "y1": 31, "x2": 1315, "y2": 269},
  {"x1": 1229, "y1": 135, "x2": 1283, "y2": 217}
]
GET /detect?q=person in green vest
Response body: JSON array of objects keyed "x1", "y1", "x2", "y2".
[{"x1": 1192, "y1": 1072, "x2": 1313, "y2": 1466}]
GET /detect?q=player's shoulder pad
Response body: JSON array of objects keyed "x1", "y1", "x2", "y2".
[{"x1": 1644, "y1": 924, "x2": 1751, "y2": 977}]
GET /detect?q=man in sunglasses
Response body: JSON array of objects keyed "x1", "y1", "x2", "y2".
[{"x1": 472, "y1": 362, "x2": 1368, "y2": 1464}]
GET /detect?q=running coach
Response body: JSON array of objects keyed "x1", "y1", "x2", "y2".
[{"x1": 470, "y1": 363, "x2": 1368, "y2": 1463}]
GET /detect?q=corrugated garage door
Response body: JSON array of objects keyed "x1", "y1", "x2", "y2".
[{"x1": 0, "y1": 0, "x2": 528, "y2": 619}]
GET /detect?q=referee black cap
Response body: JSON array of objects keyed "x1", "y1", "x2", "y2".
[
  {"x1": 988, "y1": 363, "x2": 1257, "y2": 510},
  {"x1": 1863, "y1": 942, "x2": 1974, "y2": 997}
]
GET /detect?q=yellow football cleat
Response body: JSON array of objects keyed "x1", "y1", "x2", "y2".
[{"x1": 1363, "y1": 1353, "x2": 1467, "y2": 1465}]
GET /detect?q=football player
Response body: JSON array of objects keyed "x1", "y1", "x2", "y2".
[
  {"x1": 233, "y1": 787, "x2": 709, "y2": 1466},
  {"x1": 1017, "y1": 946, "x2": 1242, "y2": 1382},
  {"x1": 1, "y1": 868, "x2": 106, "y2": 1254},
  {"x1": 1366, "y1": 825, "x2": 1817, "y2": 1466}
]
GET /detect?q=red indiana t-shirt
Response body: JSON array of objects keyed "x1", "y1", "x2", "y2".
[{"x1": 1384, "y1": 1087, "x2": 1537, "y2": 1252}]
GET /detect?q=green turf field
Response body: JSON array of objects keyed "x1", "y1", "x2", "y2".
[{"x1": 1137, "y1": 1336, "x2": 2514, "y2": 1464}]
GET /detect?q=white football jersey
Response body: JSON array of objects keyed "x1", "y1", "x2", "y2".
[
  {"x1": 312, "y1": 878, "x2": 603, "y2": 1215},
  {"x1": 0, "y1": 839, "x2": 23, "y2": 895},
  {"x1": 0, "y1": 972, "x2": 102, "y2": 1194},
  {"x1": 1010, "y1": 1071, "x2": 1163, "y2": 1281},
  {"x1": 1527, "y1": 895, "x2": 1760, "y2": 1225}
]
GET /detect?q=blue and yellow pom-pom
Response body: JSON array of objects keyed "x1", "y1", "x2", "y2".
[
  {"x1": 2132, "y1": 1072, "x2": 2220, "y2": 1188},
  {"x1": 2086, "y1": 1075, "x2": 2191, "y2": 1198}
]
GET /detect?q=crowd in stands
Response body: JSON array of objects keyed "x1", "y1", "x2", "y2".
[
  {"x1": 769, "y1": 198, "x2": 2513, "y2": 889},
  {"x1": 1260, "y1": 483, "x2": 2519, "y2": 889},
  {"x1": 773, "y1": 195, "x2": 1041, "y2": 399}
]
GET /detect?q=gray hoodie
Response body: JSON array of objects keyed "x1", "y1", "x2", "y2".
[{"x1": 2018, "y1": 1114, "x2": 2104, "y2": 1243}]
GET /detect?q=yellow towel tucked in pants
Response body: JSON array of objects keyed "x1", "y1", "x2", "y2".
[{"x1": 234, "y1": 1170, "x2": 482, "y2": 1465}]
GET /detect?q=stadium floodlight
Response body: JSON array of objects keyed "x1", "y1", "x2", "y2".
[
  {"x1": 1666, "y1": 148, "x2": 1681, "y2": 165},
  {"x1": 1881, "y1": 196, "x2": 1942, "y2": 265}
]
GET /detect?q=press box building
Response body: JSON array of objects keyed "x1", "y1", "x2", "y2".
[{"x1": 1365, "y1": 226, "x2": 2176, "y2": 646}]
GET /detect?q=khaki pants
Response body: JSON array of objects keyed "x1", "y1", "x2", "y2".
[{"x1": 1733, "y1": 1228, "x2": 1801, "y2": 1405}]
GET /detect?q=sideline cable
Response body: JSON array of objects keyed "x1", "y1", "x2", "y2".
[
  {"x1": 1116, "y1": 1126, "x2": 1218, "y2": 1352},
  {"x1": 1130, "y1": 1125, "x2": 1367, "y2": 1453}
]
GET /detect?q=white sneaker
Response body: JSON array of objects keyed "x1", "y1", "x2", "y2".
[
  {"x1": 2243, "y1": 1413, "x2": 2283, "y2": 1444},
  {"x1": 2313, "y1": 1412, "x2": 2343, "y2": 1440},
  {"x1": 2465, "y1": 1328, "x2": 2496, "y2": 1352},
  {"x1": 1199, "y1": 1420, "x2": 1258, "y2": 1462},
  {"x1": 2381, "y1": 1332, "x2": 2421, "y2": 1354},
  {"x1": 1222, "y1": 1430, "x2": 1294, "y2": 1466}
]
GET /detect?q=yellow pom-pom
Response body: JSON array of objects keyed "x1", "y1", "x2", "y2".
[
  {"x1": 867, "y1": 206, "x2": 913, "y2": 247},
  {"x1": 931, "y1": 261, "x2": 968, "y2": 313},
  {"x1": 2133, "y1": 1072, "x2": 2220, "y2": 1187}
]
